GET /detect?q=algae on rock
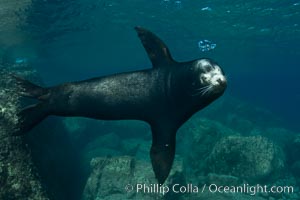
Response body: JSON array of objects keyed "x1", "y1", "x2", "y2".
[
  {"x1": 207, "y1": 135, "x2": 285, "y2": 182},
  {"x1": 0, "y1": 66, "x2": 49, "y2": 199}
]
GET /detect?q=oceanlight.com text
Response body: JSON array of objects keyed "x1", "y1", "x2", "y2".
[
  {"x1": 124, "y1": 183, "x2": 294, "y2": 196},
  {"x1": 207, "y1": 183, "x2": 294, "y2": 196}
]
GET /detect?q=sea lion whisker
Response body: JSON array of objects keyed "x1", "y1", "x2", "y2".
[
  {"x1": 202, "y1": 85, "x2": 213, "y2": 96},
  {"x1": 195, "y1": 85, "x2": 210, "y2": 91},
  {"x1": 191, "y1": 91, "x2": 203, "y2": 96},
  {"x1": 191, "y1": 85, "x2": 212, "y2": 96},
  {"x1": 191, "y1": 89, "x2": 205, "y2": 96}
]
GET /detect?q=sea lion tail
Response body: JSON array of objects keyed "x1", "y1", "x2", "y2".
[
  {"x1": 13, "y1": 75, "x2": 47, "y2": 99},
  {"x1": 12, "y1": 76, "x2": 50, "y2": 135},
  {"x1": 14, "y1": 103, "x2": 49, "y2": 135}
]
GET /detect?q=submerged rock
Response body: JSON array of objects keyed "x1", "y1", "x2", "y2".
[
  {"x1": 0, "y1": 66, "x2": 50, "y2": 199},
  {"x1": 207, "y1": 135, "x2": 285, "y2": 182},
  {"x1": 200, "y1": 96, "x2": 283, "y2": 134},
  {"x1": 1, "y1": 64, "x2": 83, "y2": 200},
  {"x1": 264, "y1": 127, "x2": 296, "y2": 148},
  {"x1": 178, "y1": 117, "x2": 238, "y2": 176},
  {"x1": 82, "y1": 156, "x2": 185, "y2": 200},
  {"x1": 121, "y1": 138, "x2": 151, "y2": 161},
  {"x1": 204, "y1": 173, "x2": 241, "y2": 186},
  {"x1": 81, "y1": 132, "x2": 123, "y2": 166}
]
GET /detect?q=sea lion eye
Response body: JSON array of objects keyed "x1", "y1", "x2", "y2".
[{"x1": 203, "y1": 65, "x2": 212, "y2": 72}]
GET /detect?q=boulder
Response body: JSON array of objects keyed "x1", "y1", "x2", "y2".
[
  {"x1": 207, "y1": 135, "x2": 285, "y2": 182},
  {"x1": 82, "y1": 156, "x2": 185, "y2": 200},
  {"x1": 0, "y1": 67, "x2": 49, "y2": 199},
  {"x1": 204, "y1": 173, "x2": 241, "y2": 186},
  {"x1": 121, "y1": 138, "x2": 151, "y2": 161},
  {"x1": 177, "y1": 117, "x2": 238, "y2": 176}
]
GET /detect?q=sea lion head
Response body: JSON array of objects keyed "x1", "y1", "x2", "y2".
[{"x1": 191, "y1": 58, "x2": 227, "y2": 96}]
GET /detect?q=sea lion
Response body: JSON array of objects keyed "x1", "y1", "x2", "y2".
[{"x1": 13, "y1": 27, "x2": 227, "y2": 184}]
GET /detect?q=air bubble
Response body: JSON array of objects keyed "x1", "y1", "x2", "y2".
[
  {"x1": 15, "y1": 58, "x2": 28, "y2": 64},
  {"x1": 201, "y1": 6, "x2": 212, "y2": 11},
  {"x1": 198, "y1": 40, "x2": 216, "y2": 52}
]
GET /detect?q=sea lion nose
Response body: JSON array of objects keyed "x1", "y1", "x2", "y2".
[{"x1": 217, "y1": 77, "x2": 227, "y2": 86}]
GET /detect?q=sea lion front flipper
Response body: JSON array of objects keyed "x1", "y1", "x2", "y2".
[
  {"x1": 150, "y1": 125, "x2": 176, "y2": 184},
  {"x1": 135, "y1": 26, "x2": 176, "y2": 68}
]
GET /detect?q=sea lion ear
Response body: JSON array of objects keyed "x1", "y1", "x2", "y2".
[{"x1": 135, "y1": 26, "x2": 176, "y2": 68}]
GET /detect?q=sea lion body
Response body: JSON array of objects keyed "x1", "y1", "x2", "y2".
[
  {"x1": 53, "y1": 69, "x2": 166, "y2": 121},
  {"x1": 14, "y1": 27, "x2": 227, "y2": 184},
  {"x1": 50, "y1": 61, "x2": 221, "y2": 126}
]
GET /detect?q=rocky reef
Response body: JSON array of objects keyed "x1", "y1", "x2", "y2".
[
  {"x1": 0, "y1": 63, "x2": 85, "y2": 200},
  {"x1": 79, "y1": 97, "x2": 300, "y2": 200},
  {"x1": 0, "y1": 64, "x2": 49, "y2": 199},
  {"x1": 82, "y1": 156, "x2": 184, "y2": 200}
]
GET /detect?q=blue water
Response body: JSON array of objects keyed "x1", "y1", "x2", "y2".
[{"x1": 1, "y1": 1, "x2": 300, "y2": 199}]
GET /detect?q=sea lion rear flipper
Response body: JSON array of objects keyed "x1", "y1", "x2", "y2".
[
  {"x1": 150, "y1": 125, "x2": 176, "y2": 184},
  {"x1": 12, "y1": 76, "x2": 50, "y2": 135},
  {"x1": 135, "y1": 26, "x2": 176, "y2": 68},
  {"x1": 14, "y1": 103, "x2": 49, "y2": 135}
]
